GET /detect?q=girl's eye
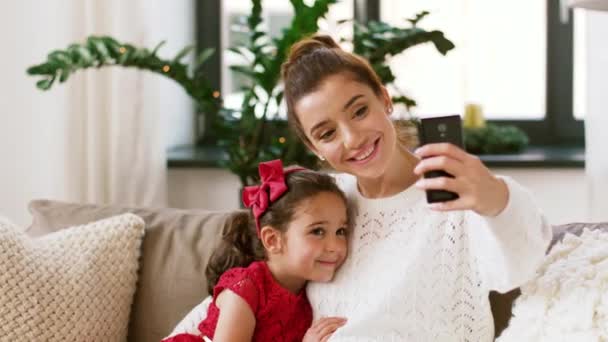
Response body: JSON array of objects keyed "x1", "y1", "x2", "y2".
[
  {"x1": 337, "y1": 227, "x2": 348, "y2": 236},
  {"x1": 319, "y1": 129, "x2": 335, "y2": 141},
  {"x1": 311, "y1": 228, "x2": 325, "y2": 236},
  {"x1": 354, "y1": 105, "x2": 368, "y2": 118}
]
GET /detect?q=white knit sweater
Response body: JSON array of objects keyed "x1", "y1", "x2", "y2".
[{"x1": 307, "y1": 174, "x2": 552, "y2": 342}]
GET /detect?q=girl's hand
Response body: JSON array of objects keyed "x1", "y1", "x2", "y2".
[
  {"x1": 413, "y1": 143, "x2": 509, "y2": 217},
  {"x1": 303, "y1": 317, "x2": 347, "y2": 342}
]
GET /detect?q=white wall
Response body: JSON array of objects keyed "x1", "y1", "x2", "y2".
[
  {"x1": 0, "y1": 2, "x2": 74, "y2": 226},
  {"x1": 0, "y1": 1, "x2": 194, "y2": 226}
]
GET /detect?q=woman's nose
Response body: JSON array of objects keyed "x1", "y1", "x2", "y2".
[{"x1": 341, "y1": 125, "x2": 363, "y2": 149}]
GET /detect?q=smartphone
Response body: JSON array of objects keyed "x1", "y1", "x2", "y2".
[{"x1": 419, "y1": 115, "x2": 464, "y2": 203}]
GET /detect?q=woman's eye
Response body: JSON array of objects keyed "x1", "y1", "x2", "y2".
[
  {"x1": 311, "y1": 228, "x2": 325, "y2": 236},
  {"x1": 337, "y1": 227, "x2": 348, "y2": 236},
  {"x1": 354, "y1": 106, "x2": 368, "y2": 118},
  {"x1": 319, "y1": 130, "x2": 335, "y2": 141}
]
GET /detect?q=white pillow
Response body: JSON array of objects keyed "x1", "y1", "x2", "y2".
[
  {"x1": 497, "y1": 228, "x2": 608, "y2": 342},
  {"x1": 0, "y1": 213, "x2": 145, "y2": 341},
  {"x1": 167, "y1": 296, "x2": 213, "y2": 338}
]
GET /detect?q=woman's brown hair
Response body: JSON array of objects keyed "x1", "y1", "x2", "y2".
[
  {"x1": 281, "y1": 34, "x2": 418, "y2": 150},
  {"x1": 204, "y1": 169, "x2": 348, "y2": 293}
]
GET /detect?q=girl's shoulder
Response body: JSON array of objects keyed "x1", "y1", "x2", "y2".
[
  {"x1": 218, "y1": 261, "x2": 267, "y2": 283},
  {"x1": 212, "y1": 261, "x2": 269, "y2": 313}
]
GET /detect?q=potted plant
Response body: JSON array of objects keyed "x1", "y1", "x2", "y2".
[{"x1": 27, "y1": 0, "x2": 456, "y2": 187}]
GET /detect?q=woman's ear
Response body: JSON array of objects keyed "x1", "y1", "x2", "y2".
[
  {"x1": 259, "y1": 226, "x2": 283, "y2": 254},
  {"x1": 301, "y1": 138, "x2": 319, "y2": 157},
  {"x1": 301, "y1": 139, "x2": 325, "y2": 161},
  {"x1": 380, "y1": 86, "x2": 393, "y2": 115}
]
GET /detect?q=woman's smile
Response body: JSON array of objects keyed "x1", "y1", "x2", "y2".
[{"x1": 346, "y1": 137, "x2": 380, "y2": 165}]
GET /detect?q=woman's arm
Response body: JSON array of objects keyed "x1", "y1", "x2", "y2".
[
  {"x1": 467, "y1": 176, "x2": 552, "y2": 293},
  {"x1": 213, "y1": 289, "x2": 256, "y2": 341},
  {"x1": 413, "y1": 143, "x2": 552, "y2": 292}
]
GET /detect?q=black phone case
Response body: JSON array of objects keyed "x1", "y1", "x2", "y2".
[{"x1": 419, "y1": 115, "x2": 464, "y2": 203}]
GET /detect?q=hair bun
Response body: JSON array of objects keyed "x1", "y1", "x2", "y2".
[
  {"x1": 310, "y1": 34, "x2": 340, "y2": 49},
  {"x1": 282, "y1": 34, "x2": 341, "y2": 78}
]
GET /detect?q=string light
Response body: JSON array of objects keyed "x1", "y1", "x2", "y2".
[
  {"x1": 212, "y1": 91, "x2": 220, "y2": 98},
  {"x1": 162, "y1": 65, "x2": 170, "y2": 73},
  {"x1": 119, "y1": 47, "x2": 126, "y2": 54},
  {"x1": 278, "y1": 137, "x2": 286, "y2": 144}
]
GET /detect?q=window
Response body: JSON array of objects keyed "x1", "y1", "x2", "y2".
[
  {"x1": 197, "y1": 0, "x2": 584, "y2": 146},
  {"x1": 376, "y1": 0, "x2": 584, "y2": 145},
  {"x1": 221, "y1": 0, "x2": 354, "y2": 115}
]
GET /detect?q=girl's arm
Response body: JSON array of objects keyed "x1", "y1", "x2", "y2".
[{"x1": 213, "y1": 289, "x2": 256, "y2": 341}]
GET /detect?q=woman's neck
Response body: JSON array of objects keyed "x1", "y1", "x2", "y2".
[
  {"x1": 265, "y1": 260, "x2": 306, "y2": 294},
  {"x1": 357, "y1": 145, "x2": 420, "y2": 198}
]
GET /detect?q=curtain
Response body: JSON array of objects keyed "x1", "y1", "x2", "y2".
[{"x1": 61, "y1": 0, "x2": 191, "y2": 207}]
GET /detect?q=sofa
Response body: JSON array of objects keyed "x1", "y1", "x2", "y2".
[{"x1": 21, "y1": 199, "x2": 608, "y2": 341}]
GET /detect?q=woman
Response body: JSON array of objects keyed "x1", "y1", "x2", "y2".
[{"x1": 281, "y1": 34, "x2": 552, "y2": 341}]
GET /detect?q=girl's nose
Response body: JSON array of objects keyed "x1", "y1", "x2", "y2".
[{"x1": 325, "y1": 236, "x2": 344, "y2": 253}]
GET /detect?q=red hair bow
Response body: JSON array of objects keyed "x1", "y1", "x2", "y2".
[{"x1": 242, "y1": 159, "x2": 305, "y2": 235}]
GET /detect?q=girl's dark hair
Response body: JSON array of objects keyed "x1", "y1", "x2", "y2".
[
  {"x1": 205, "y1": 169, "x2": 348, "y2": 293},
  {"x1": 281, "y1": 34, "x2": 418, "y2": 150}
]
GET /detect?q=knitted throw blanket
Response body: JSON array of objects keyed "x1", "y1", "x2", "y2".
[{"x1": 497, "y1": 228, "x2": 608, "y2": 342}]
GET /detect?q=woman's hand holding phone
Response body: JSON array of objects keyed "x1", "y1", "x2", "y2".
[{"x1": 413, "y1": 142, "x2": 509, "y2": 217}]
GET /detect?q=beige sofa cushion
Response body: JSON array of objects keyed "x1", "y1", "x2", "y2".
[
  {"x1": 0, "y1": 213, "x2": 144, "y2": 341},
  {"x1": 27, "y1": 199, "x2": 235, "y2": 342}
]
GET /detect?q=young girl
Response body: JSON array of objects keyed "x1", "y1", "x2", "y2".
[
  {"x1": 163, "y1": 159, "x2": 349, "y2": 342},
  {"x1": 280, "y1": 35, "x2": 552, "y2": 341}
]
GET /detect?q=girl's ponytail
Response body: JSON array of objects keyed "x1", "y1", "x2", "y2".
[{"x1": 204, "y1": 210, "x2": 265, "y2": 293}]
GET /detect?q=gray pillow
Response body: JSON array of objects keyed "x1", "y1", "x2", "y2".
[{"x1": 27, "y1": 199, "x2": 237, "y2": 342}]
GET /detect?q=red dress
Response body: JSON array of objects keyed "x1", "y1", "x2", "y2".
[{"x1": 163, "y1": 261, "x2": 312, "y2": 342}]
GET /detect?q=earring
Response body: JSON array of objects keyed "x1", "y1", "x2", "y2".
[
  {"x1": 387, "y1": 106, "x2": 393, "y2": 114},
  {"x1": 318, "y1": 155, "x2": 326, "y2": 161}
]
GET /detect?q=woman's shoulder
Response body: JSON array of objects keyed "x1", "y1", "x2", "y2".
[{"x1": 328, "y1": 172, "x2": 358, "y2": 196}]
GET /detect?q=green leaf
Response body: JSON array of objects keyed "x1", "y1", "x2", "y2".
[
  {"x1": 117, "y1": 48, "x2": 131, "y2": 64},
  {"x1": 230, "y1": 65, "x2": 259, "y2": 80},
  {"x1": 48, "y1": 50, "x2": 72, "y2": 65},
  {"x1": 70, "y1": 45, "x2": 94, "y2": 67},
  {"x1": 27, "y1": 64, "x2": 55, "y2": 76},
  {"x1": 89, "y1": 37, "x2": 110, "y2": 60},
  {"x1": 194, "y1": 48, "x2": 215, "y2": 68},
  {"x1": 392, "y1": 96, "x2": 417, "y2": 109},
  {"x1": 173, "y1": 45, "x2": 194, "y2": 62},
  {"x1": 36, "y1": 77, "x2": 54, "y2": 90},
  {"x1": 151, "y1": 40, "x2": 166, "y2": 56},
  {"x1": 58, "y1": 68, "x2": 71, "y2": 83},
  {"x1": 100, "y1": 36, "x2": 122, "y2": 57}
]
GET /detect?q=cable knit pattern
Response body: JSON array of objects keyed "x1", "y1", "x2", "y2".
[
  {"x1": 307, "y1": 174, "x2": 552, "y2": 342},
  {"x1": 0, "y1": 213, "x2": 145, "y2": 342},
  {"x1": 497, "y1": 228, "x2": 608, "y2": 342}
]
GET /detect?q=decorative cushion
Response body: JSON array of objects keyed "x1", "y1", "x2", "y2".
[
  {"x1": 0, "y1": 213, "x2": 144, "y2": 341},
  {"x1": 496, "y1": 228, "x2": 608, "y2": 341},
  {"x1": 492, "y1": 222, "x2": 608, "y2": 338},
  {"x1": 27, "y1": 199, "x2": 235, "y2": 342}
]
